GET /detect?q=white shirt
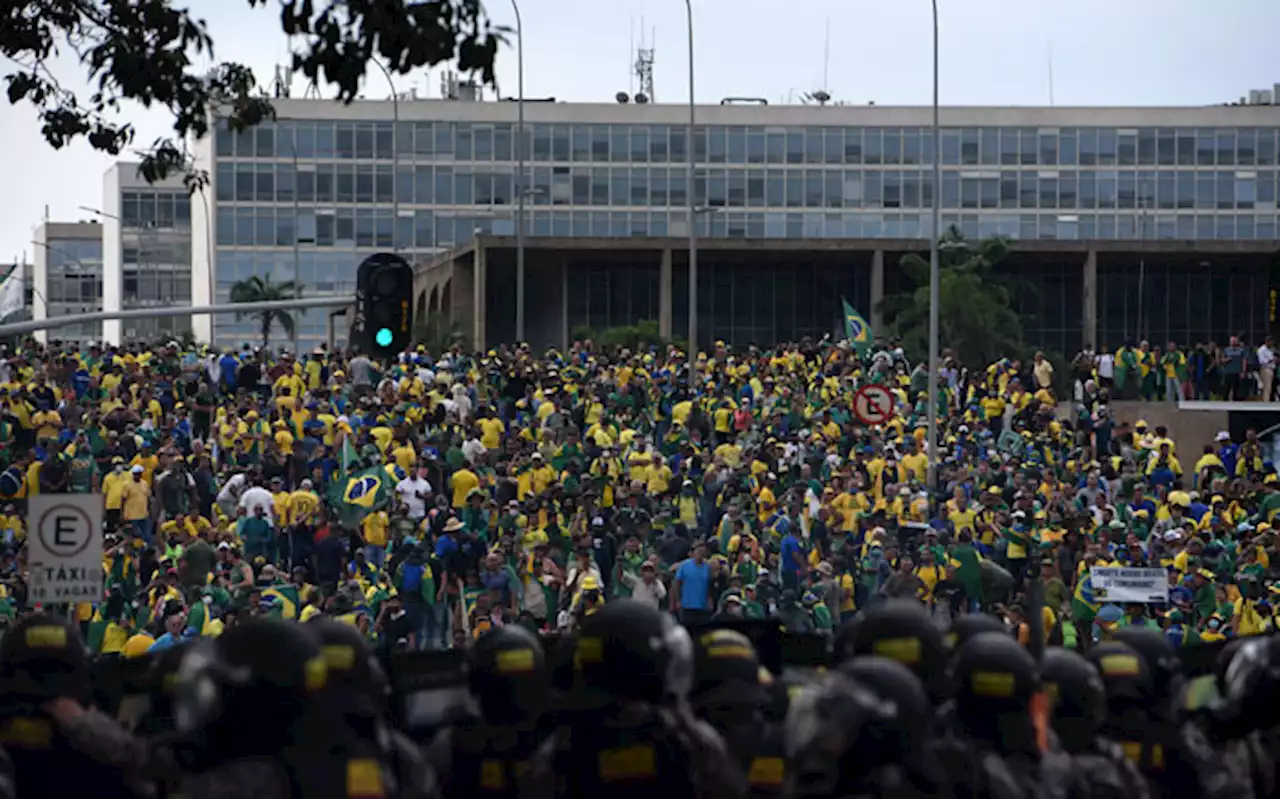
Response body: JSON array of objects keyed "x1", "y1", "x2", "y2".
[
  {"x1": 1097, "y1": 354, "x2": 1115, "y2": 378},
  {"x1": 396, "y1": 476, "x2": 433, "y2": 519},
  {"x1": 621, "y1": 572, "x2": 668, "y2": 609},
  {"x1": 461, "y1": 437, "x2": 487, "y2": 464},
  {"x1": 238, "y1": 486, "x2": 276, "y2": 523},
  {"x1": 1259, "y1": 345, "x2": 1275, "y2": 368}
]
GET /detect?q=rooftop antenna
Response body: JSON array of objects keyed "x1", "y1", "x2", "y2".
[
  {"x1": 629, "y1": 17, "x2": 635, "y2": 97},
  {"x1": 303, "y1": 74, "x2": 322, "y2": 99},
  {"x1": 1047, "y1": 41, "x2": 1055, "y2": 106},
  {"x1": 270, "y1": 64, "x2": 291, "y2": 98},
  {"x1": 822, "y1": 16, "x2": 830, "y2": 96},
  {"x1": 634, "y1": 20, "x2": 655, "y2": 103}
]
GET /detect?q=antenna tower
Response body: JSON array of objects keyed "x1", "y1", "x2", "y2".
[
  {"x1": 303, "y1": 76, "x2": 322, "y2": 99},
  {"x1": 270, "y1": 65, "x2": 291, "y2": 98},
  {"x1": 634, "y1": 22, "x2": 655, "y2": 103}
]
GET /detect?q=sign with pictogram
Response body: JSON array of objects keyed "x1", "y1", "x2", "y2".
[
  {"x1": 853, "y1": 384, "x2": 895, "y2": 425},
  {"x1": 27, "y1": 494, "x2": 104, "y2": 604}
]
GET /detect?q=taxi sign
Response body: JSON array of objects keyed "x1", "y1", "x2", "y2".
[{"x1": 27, "y1": 494, "x2": 104, "y2": 604}]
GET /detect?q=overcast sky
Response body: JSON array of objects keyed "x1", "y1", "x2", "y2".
[{"x1": 2, "y1": 0, "x2": 1277, "y2": 262}]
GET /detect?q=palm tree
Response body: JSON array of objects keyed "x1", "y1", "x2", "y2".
[
  {"x1": 229, "y1": 275, "x2": 300, "y2": 349},
  {"x1": 879, "y1": 226, "x2": 1025, "y2": 368}
]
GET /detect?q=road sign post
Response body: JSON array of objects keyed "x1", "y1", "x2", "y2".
[
  {"x1": 27, "y1": 494, "x2": 104, "y2": 605},
  {"x1": 853, "y1": 384, "x2": 895, "y2": 426}
]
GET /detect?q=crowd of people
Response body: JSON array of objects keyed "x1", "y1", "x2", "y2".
[
  {"x1": 0, "y1": 333, "x2": 1276, "y2": 654},
  {"x1": 0, "y1": 332, "x2": 1272, "y2": 796},
  {"x1": 1071, "y1": 336, "x2": 1280, "y2": 402}
]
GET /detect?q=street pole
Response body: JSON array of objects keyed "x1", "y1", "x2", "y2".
[
  {"x1": 370, "y1": 59, "x2": 402, "y2": 231},
  {"x1": 684, "y1": 0, "x2": 698, "y2": 372},
  {"x1": 926, "y1": 0, "x2": 942, "y2": 496},
  {"x1": 509, "y1": 0, "x2": 524, "y2": 340}
]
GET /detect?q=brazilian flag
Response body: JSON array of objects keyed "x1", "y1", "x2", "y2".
[
  {"x1": 841, "y1": 298, "x2": 874, "y2": 357},
  {"x1": 262, "y1": 583, "x2": 300, "y2": 620},
  {"x1": 327, "y1": 466, "x2": 390, "y2": 527}
]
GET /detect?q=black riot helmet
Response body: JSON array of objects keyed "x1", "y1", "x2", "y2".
[
  {"x1": 466, "y1": 625, "x2": 550, "y2": 725},
  {"x1": 784, "y1": 671, "x2": 899, "y2": 799},
  {"x1": 838, "y1": 656, "x2": 932, "y2": 760},
  {"x1": 833, "y1": 600, "x2": 948, "y2": 703},
  {"x1": 574, "y1": 600, "x2": 694, "y2": 708},
  {"x1": 945, "y1": 613, "x2": 1009, "y2": 653},
  {"x1": 1112, "y1": 627, "x2": 1182, "y2": 707},
  {"x1": 307, "y1": 618, "x2": 390, "y2": 724},
  {"x1": 171, "y1": 617, "x2": 327, "y2": 760},
  {"x1": 1215, "y1": 636, "x2": 1280, "y2": 739},
  {"x1": 690, "y1": 628, "x2": 768, "y2": 709},
  {"x1": 0, "y1": 613, "x2": 91, "y2": 706},
  {"x1": 1085, "y1": 641, "x2": 1153, "y2": 709},
  {"x1": 1040, "y1": 647, "x2": 1106, "y2": 754},
  {"x1": 138, "y1": 640, "x2": 195, "y2": 737},
  {"x1": 949, "y1": 632, "x2": 1038, "y2": 748}
]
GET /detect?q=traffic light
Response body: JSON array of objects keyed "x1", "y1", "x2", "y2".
[{"x1": 357, "y1": 253, "x2": 414, "y2": 356}]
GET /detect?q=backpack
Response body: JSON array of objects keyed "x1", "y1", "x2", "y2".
[{"x1": 399, "y1": 562, "x2": 424, "y2": 593}]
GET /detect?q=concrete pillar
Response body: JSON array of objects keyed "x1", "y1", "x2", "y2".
[
  {"x1": 561, "y1": 262, "x2": 570, "y2": 350},
  {"x1": 870, "y1": 249, "x2": 885, "y2": 334},
  {"x1": 1083, "y1": 249, "x2": 1098, "y2": 349},
  {"x1": 659, "y1": 248, "x2": 673, "y2": 338},
  {"x1": 472, "y1": 241, "x2": 487, "y2": 350}
]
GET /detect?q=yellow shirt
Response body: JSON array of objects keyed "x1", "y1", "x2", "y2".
[
  {"x1": 392, "y1": 443, "x2": 417, "y2": 472},
  {"x1": 289, "y1": 490, "x2": 320, "y2": 525},
  {"x1": 120, "y1": 479, "x2": 150, "y2": 521},
  {"x1": 32, "y1": 410, "x2": 62, "y2": 442},
  {"x1": 362, "y1": 511, "x2": 390, "y2": 547},
  {"x1": 103, "y1": 470, "x2": 129, "y2": 511},
  {"x1": 478, "y1": 418, "x2": 505, "y2": 450},
  {"x1": 451, "y1": 468, "x2": 479, "y2": 508}
]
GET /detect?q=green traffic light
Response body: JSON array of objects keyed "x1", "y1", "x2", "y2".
[{"x1": 375, "y1": 328, "x2": 393, "y2": 347}]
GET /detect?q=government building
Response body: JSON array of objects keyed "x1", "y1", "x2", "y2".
[{"x1": 185, "y1": 91, "x2": 1280, "y2": 355}]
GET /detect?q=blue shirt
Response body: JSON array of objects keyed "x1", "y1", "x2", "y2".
[
  {"x1": 148, "y1": 632, "x2": 181, "y2": 652},
  {"x1": 780, "y1": 533, "x2": 805, "y2": 577},
  {"x1": 675, "y1": 558, "x2": 711, "y2": 610}
]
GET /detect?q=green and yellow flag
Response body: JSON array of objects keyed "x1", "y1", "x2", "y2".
[
  {"x1": 842, "y1": 298, "x2": 874, "y2": 356},
  {"x1": 327, "y1": 466, "x2": 390, "y2": 527}
]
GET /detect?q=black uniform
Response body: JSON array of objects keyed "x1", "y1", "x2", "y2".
[
  {"x1": 428, "y1": 625, "x2": 551, "y2": 799},
  {"x1": 1088, "y1": 638, "x2": 1246, "y2": 799},
  {"x1": 308, "y1": 618, "x2": 436, "y2": 799},
  {"x1": 0, "y1": 613, "x2": 152, "y2": 799},
  {"x1": 689, "y1": 628, "x2": 769, "y2": 772},
  {"x1": 1041, "y1": 647, "x2": 1150, "y2": 799},
  {"x1": 168, "y1": 617, "x2": 339, "y2": 799},
  {"x1": 1202, "y1": 636, "x2": 1280, "y2": 798},
  {"x1": 526, "y1": 600, "x2": 745, "y2": 799},
  {"x1": 942, "y1": 631, "x2": 1082, "y2": 799}
]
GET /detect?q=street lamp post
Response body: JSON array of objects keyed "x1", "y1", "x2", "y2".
[
  {"x1": 511, "y1": 0, "x2": 527, "y2": 343},
  {"x1": 926, "y1": 0, "x2": 942, "y2": 496},
  {"x1": 684, "y1": 0, "x2": 698, "y2": 371}
]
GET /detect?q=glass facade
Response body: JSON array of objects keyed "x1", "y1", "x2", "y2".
[
  {"x1": 45, "y1": 238, "x2": 103, "y2": 342},
  {"x1": 210, "y1": 115, "x2": 1280, "y2": 348},
  {"x1": 120, "y1": 188, "x2": 193, "y2": 342}
]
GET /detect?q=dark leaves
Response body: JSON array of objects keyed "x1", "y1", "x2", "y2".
[{"x1": 2, "y1": 0, "x2": 501, "y2": 189}]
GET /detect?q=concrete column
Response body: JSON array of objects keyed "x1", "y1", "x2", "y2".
[
  {"x1": 561, "y1": 262, "x2": 570, "y2": 351},
  {"x1": 659, "y1": 248, "x2": 673, "y2": 338},
  {"x1": 1083, "y1": 249, "x2": 1098, "y2": 349},
  {"x1": 870, "y1": 249, "x2": 885, "y2": 334},
  {"x1": 472, "y1": 241, "x2": 487, "y2": 350}
]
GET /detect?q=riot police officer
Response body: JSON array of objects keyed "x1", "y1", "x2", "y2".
[
  {"x1": 429, "y1": 624, "x2": 551, "y2": 799},
  {"x1": 309, "y1": 618, "x2": 436, "y2": 799},
  {"x1": 1087, "y1": 640, "x2": 1245, "y2": 799},
  {"x1": 838, "y1": 656, "x2": 948, "y2": 795},
  {"x1": 944, "y1": 631, "x2": 1079, "y2": 799},
  {"x1": 783, "y1": 670, "x2": 912, "y2": 799},
  {"x1": 169, "y1": 616, "x2": 337, "y2": 799},
  {"x1": 1204, "y1": 636, "x2": 1280, "y2": 797},
  {"x1": 527, "y1": 599, "x2": 745, "y2": 799},
  {"x1": 689, "y1": 628, "x2": 768, "y2": 770},
  {"x1": 0, "y1": 612, "x2": 149, "y2": 799},
  {"x1": 1041, "y1": 647, "x2": 1149, "y2": 799},
  {"x1": 833, "y1": 600, "x2": 950, "y2": 705}
]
